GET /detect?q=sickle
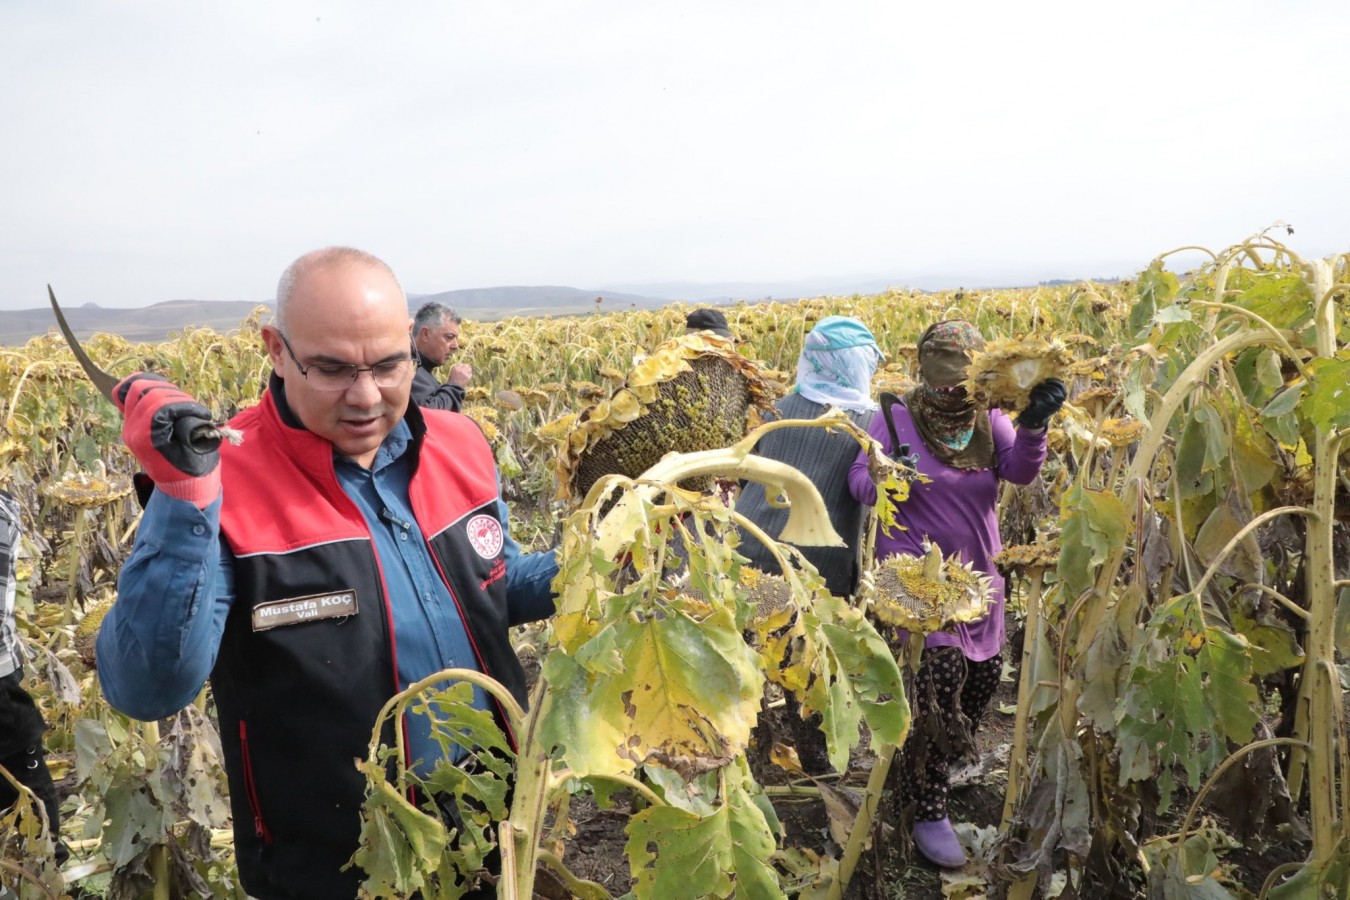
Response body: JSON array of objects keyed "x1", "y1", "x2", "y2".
[
  {"x1": 48, "y1": 284, "x2": 224, "y2": 454},
  {"x1": 49, "y1": 284, "x2": 119, "y2": 402}
]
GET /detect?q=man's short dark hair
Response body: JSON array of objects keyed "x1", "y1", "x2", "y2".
[
  {"x1": 414, "y1": 302, "x2": 461, "y2": 333},
  {"x1": 685, "y1": 308, "x2": 733, "y2": 340}
]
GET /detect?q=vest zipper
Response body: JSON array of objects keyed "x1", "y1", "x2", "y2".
[{"x1": 238, "y1": 720, "x2": 273, "y2": 844}]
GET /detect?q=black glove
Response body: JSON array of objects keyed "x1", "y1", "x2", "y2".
[
  {"x1": 1018, "y1": 378, "x2": 1067, "y2": 431},
  {"x1": 890, "y1": 442, "x2": 920, "y2": 471}
]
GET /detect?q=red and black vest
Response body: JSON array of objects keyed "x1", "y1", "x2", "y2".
[{"x1": 211, "y1": 382, "x2": 524, "y2": 900}]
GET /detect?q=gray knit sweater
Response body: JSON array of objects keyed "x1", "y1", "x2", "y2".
[{"x1": 735, "y1": 393, "x2": 875, "y2": 598}]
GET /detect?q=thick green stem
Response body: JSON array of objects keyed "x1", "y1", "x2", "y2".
[
  {"x1": 1002, "y1": 568, "x2": 1047, "y2": 830},
  {"x1": 536, "y1": 850, "x2": 614, "y2": 899},
  {"x1": 829, "y1": 742, "x2": 898, "y2": 900},
  {"x1": 1299, "y1": 435, "x2": 1341, "y2": 864},
  {"x1": 498, "y1": 820, "x2": 519, "y2": 899},
  {"x1": 1288, "y1": 256, "x2": 1342, "y2": 865},
  {"x1": 504, "y1": 676, "x2": 553, "y2": 900},
  {"x1": 140, "y1": 719, "x2": 170, "y2": 900},
  {"x1": 64, "y1": 508, "x2": 87, "y2": 621}
]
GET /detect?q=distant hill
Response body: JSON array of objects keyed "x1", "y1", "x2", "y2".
[
  {"x1": 408, "y1": 285, "x2": 670, "y2": 318},
  {"x1": 0, "y1": 286, "x2": 675, "y2": 345},
  {"x1": 0, "y1": 300, "x2": 271, "y2": 345},
  {"x1": 1, "y1": 273, "x2": 1104, "y2": 344},
  {"x1": 600, "y1": 277, "x2": 910, "y2": 302}
]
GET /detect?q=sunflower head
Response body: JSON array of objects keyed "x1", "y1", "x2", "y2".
[
  {"x1": 42, "y1": 470, "x2": 133, "y2": 509},
  {"x1": 868, "y1": 542, "x2": 992, "y2": 633},
  {"x1": 556, "y1": 334, "x2": 775, "y2": 502},
  {"x1": 963, "y1": 336, "x2": 1075, "y2": 411}
]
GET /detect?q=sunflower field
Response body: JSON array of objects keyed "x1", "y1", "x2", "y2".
[{"x1": 1, "y1": 234, "x2": 1348, "y2": 899}]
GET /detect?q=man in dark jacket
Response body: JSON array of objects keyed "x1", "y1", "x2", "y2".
[
  {"x1": 410, "y1": 301, "x2": 471, "y2": 411},
  {"x1": 96, "y1": 248, "x2": 557, "y2": 899},
  {"x1": 685, "y1": 307, "x2": 734, "y2": 341}
]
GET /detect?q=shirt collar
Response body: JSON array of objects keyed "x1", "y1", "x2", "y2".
[{"x1": 334, "y1": 420, "x2": 413, "y2": 475}]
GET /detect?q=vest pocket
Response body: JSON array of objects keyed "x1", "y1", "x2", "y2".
[{"x1": 238, "y1": 720, "x2": 273, "y2": 844}]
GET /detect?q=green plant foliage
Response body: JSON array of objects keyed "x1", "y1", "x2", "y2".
[
  {"x1": 1141, "y1": 828, "x2": 1239, "y2": 900},
  {"x1": 351, "y1": 682, "x2": 514, "y2": 899},
  {"x1": 1266, "y1": 840, "x2": 1350, "y2": 899},
  {"x1": 349, "y1": 776, "x2": 451, "y2": 899},
  {"x1": 1301, "y1": 354, "x2": 1350, "y2": 433},
  {"x1": 747, "y1": 570, "x2": 910, "y2": 769},
  {"x1": 1116, "y1": 595, "x2": 1259, "y2": 810},
  {"x1": 1077, "y1": 583, "x2": 1144, "y2": 730},
  {"x1": 624, "y1": 762, "x2": 781, "y2": 900},
  {"x1": 542, "y1": 596, "x2": 762, "y2": 777},
  {"x1": 1129, "y1": 261, "x2": 1179, "y2": 337},
  {"x1": 1228, "y1": 268, "x2": 1316, "y2": 332},
  {"x1": 1057, "y1": 485, "x2": 1127, "y2": 597}
]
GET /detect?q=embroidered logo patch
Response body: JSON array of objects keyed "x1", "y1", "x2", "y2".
[
  {"x1": 466, "y1": 514, "x2": 504, "y2": 559},
  {"x1": 252, "y1": 590, "x2": 358, "y2": 632}
]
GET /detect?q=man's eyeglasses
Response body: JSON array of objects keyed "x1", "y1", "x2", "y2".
[{"x1": 277, "y1": 332, "x2": 415, "y2": 392}]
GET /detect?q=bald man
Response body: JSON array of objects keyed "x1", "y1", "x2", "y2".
[{"x1": 96, "y1": 247, "x2": 557, "y2": 900}]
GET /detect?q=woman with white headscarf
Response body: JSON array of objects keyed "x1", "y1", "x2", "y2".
[
  {"x1": 737, "y1": 315, "x2": 884, "y2": 597},
  {"x1": 736, "y1": 316, "x2": 884, "y2": 773}
]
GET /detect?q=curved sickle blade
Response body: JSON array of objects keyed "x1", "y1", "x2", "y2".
[{"x1": 49, "y1": 284, "x2": 118, "y2": 403}]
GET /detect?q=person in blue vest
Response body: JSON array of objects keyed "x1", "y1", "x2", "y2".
[{"x1": 96, "y1": 247, "x2": 558, "y2": 900}]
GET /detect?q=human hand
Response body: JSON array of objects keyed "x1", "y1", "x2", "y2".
[
  {"x1": 1018, "y1": 378, "x2": 1067, "y2": 431},
  {"x1": 448, "y1": 363, "x2": 473, "y2": 387},
  {"x1": 115, "y1": 374, "x2": 222, "y2": 508},
  {"x1": 866, "y1": 446, "x2": 888, "y2": 486}
]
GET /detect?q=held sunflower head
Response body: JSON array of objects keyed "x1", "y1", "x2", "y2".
[
  {"x1": 867, "y1": 540, "x2": 992, "y2": 634},
  {"x1": 962, "y1": 335, "x2": 1075, "y2": 411},
  {"x1": 556, "y1": 333, "x2": 776, "y2": 502}
]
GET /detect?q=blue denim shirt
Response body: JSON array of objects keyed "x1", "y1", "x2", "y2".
[{"x1": 98, "y1": 421, "x2": 557, "y2": 773}]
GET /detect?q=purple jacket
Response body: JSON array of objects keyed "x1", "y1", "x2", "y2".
[{"x1": 848, "y1": 401, "x2": 1046, "y2": 661}]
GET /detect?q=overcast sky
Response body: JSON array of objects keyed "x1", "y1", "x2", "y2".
[{"x1": 2, "y1": 1, "x2": 1346, "y2": 310}]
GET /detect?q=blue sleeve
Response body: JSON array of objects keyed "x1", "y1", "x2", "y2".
[
  {"x1": 496, "y1": 493, "x2": 558, "y2": 627},
  {"x1": 96, "y1": 492, "x2": 235, "y2": 720}
]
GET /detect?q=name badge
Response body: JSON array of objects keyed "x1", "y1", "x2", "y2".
[{"x1": 252, "y1": 590, "x2": 358, "y2": 631}]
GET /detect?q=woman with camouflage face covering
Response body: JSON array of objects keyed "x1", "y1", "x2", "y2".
[{"x1": 847, "y1": 320, "x2": 1065, "y2": 869}]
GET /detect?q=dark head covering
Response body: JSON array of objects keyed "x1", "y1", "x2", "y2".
[
  {"x1": 685, "y1": 308, "x2": 733, "y2": 340},
  {"x1": 903, "y1": 320, "x2": 995, "y2": 471}
]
